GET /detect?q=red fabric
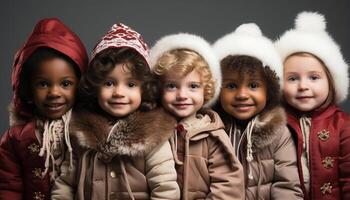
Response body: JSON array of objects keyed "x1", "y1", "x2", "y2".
[
  {"x1": 287, "y1": 104, "x2": 350, "y2": 200},
  {"x1": 0, "y1": 122, "x2": 51, "y2": 200},
  {"x1": 11, "y1": 18, "x2": 88, "y2": 118}
]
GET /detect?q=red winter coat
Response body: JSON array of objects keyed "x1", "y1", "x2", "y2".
[
  {"x1": 0, "y1": 121, "x2": 52, "y2": 200},
  {"x1": 0, "y1": 18, "x2": 88, "y2": 200},
  {"x1": 287, "y1": 104, "x2": 350, "y2": 200}
]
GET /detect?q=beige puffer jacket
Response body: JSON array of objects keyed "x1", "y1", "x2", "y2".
[
  {"x1": 172, "y1": 108, "x2": 245, "y2": 200},
  {"x1": 227, "y1": 107, "x2": 304, "y2": 200},
  {"x1": 51, "y1": 108, "x2": 180, "y2": 200}
]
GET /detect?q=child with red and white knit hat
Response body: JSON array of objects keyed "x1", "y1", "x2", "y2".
[
  {"x1": 275, "y1": 11, "x2": 350, "y2": 200},
  {"x1": 51, "y1": 23, "x2": 180, "y2": 200}
]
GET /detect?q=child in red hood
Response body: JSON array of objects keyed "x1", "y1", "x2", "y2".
[{"x1": 0, "y1": 18, "x2": 88, "y2": 200}]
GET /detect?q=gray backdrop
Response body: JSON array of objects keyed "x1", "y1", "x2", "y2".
[{"x1": 1, "y1": 0, "x2": 349, "y2": 134}]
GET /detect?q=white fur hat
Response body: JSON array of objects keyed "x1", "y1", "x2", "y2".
[
  {"x1": 150, "y1": 33, "x2": 221, "y2": 107},
  {"x1": 275, "y1": 11, "x2": 349, "y2": 103},
  {"x1": 212, "y1": 23, "x2": 283, "y2": 83}
]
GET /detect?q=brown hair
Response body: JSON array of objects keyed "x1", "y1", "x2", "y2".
[
  {"x1": 78, "y1": 47, "x2": 158, "y2": 113},
  {"x1": 153, "y1": 49, "x2": 215, "y2": 103}
]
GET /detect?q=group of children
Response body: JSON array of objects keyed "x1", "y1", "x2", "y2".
[{"x1": 0, "y1": 11, "x2": 349, "y2": 200}]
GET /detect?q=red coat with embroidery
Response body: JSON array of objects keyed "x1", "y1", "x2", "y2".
[
  {"x1": 0, "y1": 121, "x2": 51, "y2": 200},
  {"x1": 287, "y1": 104, "x2": 350, "y2": 200},
  {"x1": 0, "y1": 18, "x2": 87, "y2": 200}
]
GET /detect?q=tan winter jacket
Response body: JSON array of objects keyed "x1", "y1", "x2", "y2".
[
  {"x1": 227, "y1": 107, "x2": 303, "y2": 200},
  {"x1": 172, "y1": 108, "x2": 244, "y2": 200},
  {"x1": 51, "y1": 108, "x2": 180, "y2": 200}
]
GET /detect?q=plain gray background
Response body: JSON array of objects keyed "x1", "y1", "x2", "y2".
[{"x1": 1, "y1": 0, "x2": 350, "y2": 134}]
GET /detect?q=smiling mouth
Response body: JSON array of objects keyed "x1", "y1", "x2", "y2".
[
  {"x1": 296, "y1": 96, "x2": 313, "y2": 99},
  {"x1": 45, "y1": 103, "x2": 65, "y2": 111},
  {"x1": 233, "y1": 104, "x2": 254, "y2": 111},
  {"x1": 173, "y1": 103, "x2": 192, "y2": 109}
]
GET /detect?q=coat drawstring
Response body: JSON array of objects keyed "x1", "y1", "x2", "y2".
[
  {"x1": 230, "y1": 116, "x2": 257, "y2": 180},
  {"x1": 39, "y1": 109, "x2": 72, "y2": 179},
  {"x1": 183, "y1": 130, "x2": 190, "y2": 200},
  {"x1": 170, "y1": 128, "x2": 183, "y2": 165},
  {"x1": 245, "y1": 116, "x2": 257, "y2": 180},
  {"x1": 120, "y1": 159, "x2": 135, "y2": 200}
]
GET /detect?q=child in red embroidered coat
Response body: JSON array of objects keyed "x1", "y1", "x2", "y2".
[
  {"x1": 275, "y1": 11, "x2": 350, "y2": 200},
  {"x1": 0, "y1": 18, "x2": 88, "y2": 200}
]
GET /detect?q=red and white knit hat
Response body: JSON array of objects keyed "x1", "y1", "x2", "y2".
[
  {"x1": 275, "y1": 11, "x2": 349, "y2": 103},
  {"x1": 91, "y1": 23, "x2": 150, "y2": 66}
]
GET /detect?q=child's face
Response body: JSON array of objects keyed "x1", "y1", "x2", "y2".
[
  {"x1": 283, "y1": 55, "x2": 329, "y2": 112},
  {"x1": 220, "y1": 68, "x2": 267, "y2": 121},
  {"x1": 161, "y1": 69, "x2": 204, "y2": 119},
  {"x1": 30, "y1": 58, "x2": 78, "y2": 120},
  {"x1": 97, "y1": 63, "x2": 142, "y2": 117}
]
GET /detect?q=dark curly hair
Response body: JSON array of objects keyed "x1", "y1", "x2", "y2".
[
  {"x1": 77, "y1": 47, "x2": 158, "y2": 115},
  {"x1": 18, "y1": 47, "x2": 80, "y2": 112},
  {"x1": 213, "y1": 55, "x2": 281, "y2": 127}
]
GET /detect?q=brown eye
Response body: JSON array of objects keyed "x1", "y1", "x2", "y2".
[
  {"x1": 35, "y1": 81, "x2": 49, "y2": 88},
  {"x1": 190, "y1": 83, "x2": 200, "y2": 89},
  {"x1": 61, "y1": 80, "x2": 73, "y2": 88},
  {"x1": 104, "y1": 80, "x2": 114, "y2": 87},
  {"x1": 249, "y1": 82, "x2": 260, "y2": 89},
  {"x1": 165, "y1": 83, "x2": 177, "y2": 90},
  {"x1": 225, "y1": 83, "x2": 237, "y2": 89}
]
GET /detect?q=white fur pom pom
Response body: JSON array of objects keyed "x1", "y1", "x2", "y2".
[
  {"x1": 235, "y1": 23, "x2": 262, "y2": 37},
  {"x1": 295, "y1": 11, "x2": 326, "y2": 32}
]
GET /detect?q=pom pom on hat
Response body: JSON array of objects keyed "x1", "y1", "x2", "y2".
[
  {"x1": 212, "y1": 23, "x2": 283, "y2": 83},
  {"x1": 295, "y1": 11, "x2": 326, "y2": 32},
  {"x1": 235, "y1": 23, "x2": 263, "y2": 37},
  {"x1": 275, "y1": 11, "x2": 349, "y2": 104}
]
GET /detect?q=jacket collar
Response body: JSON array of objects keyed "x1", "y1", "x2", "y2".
[
  {"x1": 69, "y1": 108, "x2": 176, "y2": 159},
  {"x1": 238, "y1": 106, "x2": 287, "y2": 149}
]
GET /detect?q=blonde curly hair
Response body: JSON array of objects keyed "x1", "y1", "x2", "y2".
[{"x1": 153, "y1": 49, "x2": 215, "y2": 103}]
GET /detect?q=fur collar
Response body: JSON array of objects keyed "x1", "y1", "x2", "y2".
[
  {"x1": 249, "y1": 106, "x2": 287, "y2": 149},
  {"x1": 69, "y1": 108, "x2": 176, "y2": 159}
]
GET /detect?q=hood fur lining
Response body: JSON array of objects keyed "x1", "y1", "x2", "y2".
[{"x1": 251, "y1": 106, "x2": 287, "y2": 148}]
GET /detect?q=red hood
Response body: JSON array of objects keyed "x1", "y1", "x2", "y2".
[{"x1": 11, "y1": 18, "x2": 88, "y2": 118}]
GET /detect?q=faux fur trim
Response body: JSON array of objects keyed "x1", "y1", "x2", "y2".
[
  {"x1": 149, "y1": 33, "x2": 221, "y2": 107},
  {"x1": 251, "y1": 106, "x2": 287, "y2": 149},
  {"x1": 212, "y1": 23, "x2": 283, "y2": 84},
  {"x1": 69, "y1": 108, "x2": 176, "y2": 158},
  {"x1": 275, "y1": 11, "x2": 349, "y2": 103}
]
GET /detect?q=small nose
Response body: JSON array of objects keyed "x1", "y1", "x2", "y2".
[
  {"x1": 112, "y1": 85, "x2": 125, "y2": 97},
  {"x1": 235, "y1": 87, "x2": 249, "y2": 100},
  {"x1": 298, "y1": 78, "x2": 309, "y2": 91},
  {"x1": 176, "y1": 88, "x2": 188, "y2": 100},
  {"x1": 47, "y1": 85, "x2": 61, "y2": 98}
]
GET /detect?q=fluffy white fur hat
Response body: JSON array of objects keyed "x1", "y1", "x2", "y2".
[
  {"x1": 275, "y1": 11, "x2": 349, "y2": 103},
  {"x1": 212, "y1": 23, "x2": 283, "y2": 83},
  {"x1": 150, "y1": 33, "x2": 221, "y2": 107}
]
